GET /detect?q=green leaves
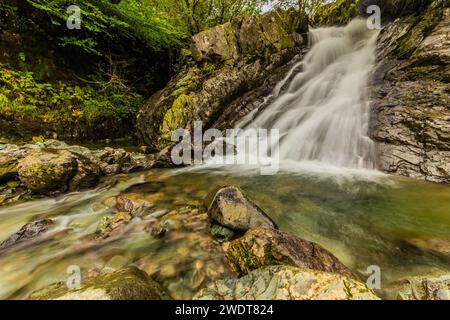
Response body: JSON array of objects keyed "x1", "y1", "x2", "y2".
[{"x1": 0, "y1": 65, "x2": 143, "y2": 124}]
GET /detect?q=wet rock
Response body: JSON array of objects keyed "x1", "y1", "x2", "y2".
[
  {"x1": 223, "y1": 227, "x2": 354, "y2": 278},
  {"x1": 194, "y1": 265, "x2": 379, "y2": 300},
  {"x1": 29, "y1": 266, "x2": 171, "y2": 300},
  {"x1": 370, "y1": 1, "x2": 450, "y2": 183},
  {"x1": 69, "y1": 155, "x2": 101, "y2": 191},
  {"x1": 0, "y1": 219, "x2": 54, "y2": 250},
  {"x1": 145, "y1": 222, "x2": 167, "y2": 238},
  {"x1": 116, "y1": 196, "x2": 134, "y2": 213},
  {"x1": 95, "y1": 212, "x2": 133, "y2": 239},
  {"x1": 210, "y1": 224, "x2": 235, "y2": 243},
  {"x1": 207, "y1": 186, "x2": 277, "y2": 231},
  {"x1": 393, "y1": 274, "x2": 450, "y2": 300},
  {"x1": 136, "y1": 9, "x2": 308, "y2": 151},
  {"x1": 402, "y1": 237, "x2": 450, "y2": 259},
  {"x1": 152, "y1": 146, "x2": 183, "y2": 168}
]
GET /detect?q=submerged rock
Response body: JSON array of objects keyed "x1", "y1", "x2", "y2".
[
  {"x1": 0, "y1": 219, "x2": 54, "y2": 250},
  {"x1": 95, "y1": 211, "x2": 133, "y2": 239},
  {"x1": 211, "y1": 224, "x2": 235, "y2": 243},
  {"x1": 223, "y1": 227, "x2": 354, "y2": 278},
  {"x1": 29, "y1": 267, "x2": 171, "y2": 300},
  {"x1": 116, "y1": 196, "x2": 134, "y2": 213},
  {"x1": 194, "y1": 265, "x2": 379, "y2": 300},
  {"x1": 393, "y1": 274, "x2": 450, "y2": 300},
  {"x1": 207, "y1": 186, "x2": 277, "y2": 231},
  {"x1": 402, "y1": 237, "x2": 450, "y2": 260}
]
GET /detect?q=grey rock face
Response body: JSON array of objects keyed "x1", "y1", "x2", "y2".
[{"x1": 370, "y1": 1, "x2": 450, "y2": 183}]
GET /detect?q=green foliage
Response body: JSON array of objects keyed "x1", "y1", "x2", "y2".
[
  {"x1": 0, "y1": 65, "x2": 143, "y2": 126},
  {"x1": 26, "y1": 0, "x2": 186, "y2": 55}
]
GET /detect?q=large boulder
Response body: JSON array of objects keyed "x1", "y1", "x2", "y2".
[
  {"x1": 370, "y1": 0, "x2": 450, "y2": 183},
  {"x1": 136, "y1": 9, "x2": 308, "y2": 151},
  {"x1": 194, "y1": 265, "x2": 379, "y2": 300},
  {"x1": 206, "y1": 186, "x2": 277, "y2": 231},
  {"x1": 17, "y1": 149, "x2": 78, "y2": 194},
  {"x1": 223, "y1": 227, "x2": 354, "y2": 278},
  {"x1": 29, "y1": 267, "x2": 170, "y2": 300}
]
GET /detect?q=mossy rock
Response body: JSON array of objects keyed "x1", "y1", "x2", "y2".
[
  {"x1": 0, "y1": 154, "x2": 18, "y2": 183},
  {"x1": 29, "y1": 267, "x2": 171, "y2": 300},
  {"x1": 211, "y1": 224, "x2": 235, "y2": 243},
  {"x1": 222, "y1": 227, "x2": 354, "y2": 278},
  {"x1": 17, "y1": 149, "x2": 77, "y2": 194}
]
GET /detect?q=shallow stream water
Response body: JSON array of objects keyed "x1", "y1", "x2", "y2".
[{"x1": 0, "y1": 166, "x2": 449, "y2": 299}]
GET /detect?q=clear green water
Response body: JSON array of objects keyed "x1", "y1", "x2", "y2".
[{"x1": 0, "y1": 168, "x2": 449, "y2": 299}]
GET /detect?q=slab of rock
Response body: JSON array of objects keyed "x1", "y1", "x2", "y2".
[
  {"x1": 29, "y1": 267, "x2": 170, "y2": 300},
  {"x1": 223, "y1": 227, "x2": 354, "y2": 278},
  {"x1": 194, "y1": 265, "x2": 379, "y2": 300},
  {"x1": 0, "y1": 219, "x2": 54, "y2": 250},
  {"x1": 393, "y1": 274, "x2": 450, "y2": 300},
  {"x1": 207, "y1": 186, "x2": 277, "y2": 231}
]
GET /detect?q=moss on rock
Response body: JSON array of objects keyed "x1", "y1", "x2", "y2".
[{"x1": 29, "y1": 266, "x2": 171, "y2": 300}]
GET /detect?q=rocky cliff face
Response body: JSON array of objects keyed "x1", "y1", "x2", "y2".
[
  {"x1": 136, "y1": 9, "x2": 308, "y2": 151},
  {"x1": 370, "y1": 0, "x2": 450, "y2": 183}
]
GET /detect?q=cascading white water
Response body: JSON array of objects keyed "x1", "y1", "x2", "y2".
[{"x1": 240, "y1": 19, "x2": 379, "y2": 170}]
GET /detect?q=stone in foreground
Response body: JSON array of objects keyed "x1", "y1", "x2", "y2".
[
  {"x1": 207, "y1": 186, "x2": 277, "y2": 231},
  {"x1": 29, "y1": 267, "x2": 170, "y2": 300},
  {"x1": 194, "y1": 265, "x2": 379, "y2": 300},
  {"x1": 223, "y1": 227, "x2": 354, "y2": 278},
  {"x1": 394, "y1": 274, "x2": 450, "y2": 300},
  {"x1": 0, "y1": 219, "x2": 54, "y2": 250}
]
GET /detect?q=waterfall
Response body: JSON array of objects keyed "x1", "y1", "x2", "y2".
[{"x1": 240, "y1": 19, "x2": 379, "y2": 170}]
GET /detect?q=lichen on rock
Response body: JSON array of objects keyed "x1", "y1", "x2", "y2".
[{"x1": 194, "y1": 265, "x2": 379, "y2": 300}]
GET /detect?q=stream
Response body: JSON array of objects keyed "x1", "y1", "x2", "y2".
[{"x1": 0, "y1": 167, "x2": 449, "y2": 299}]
